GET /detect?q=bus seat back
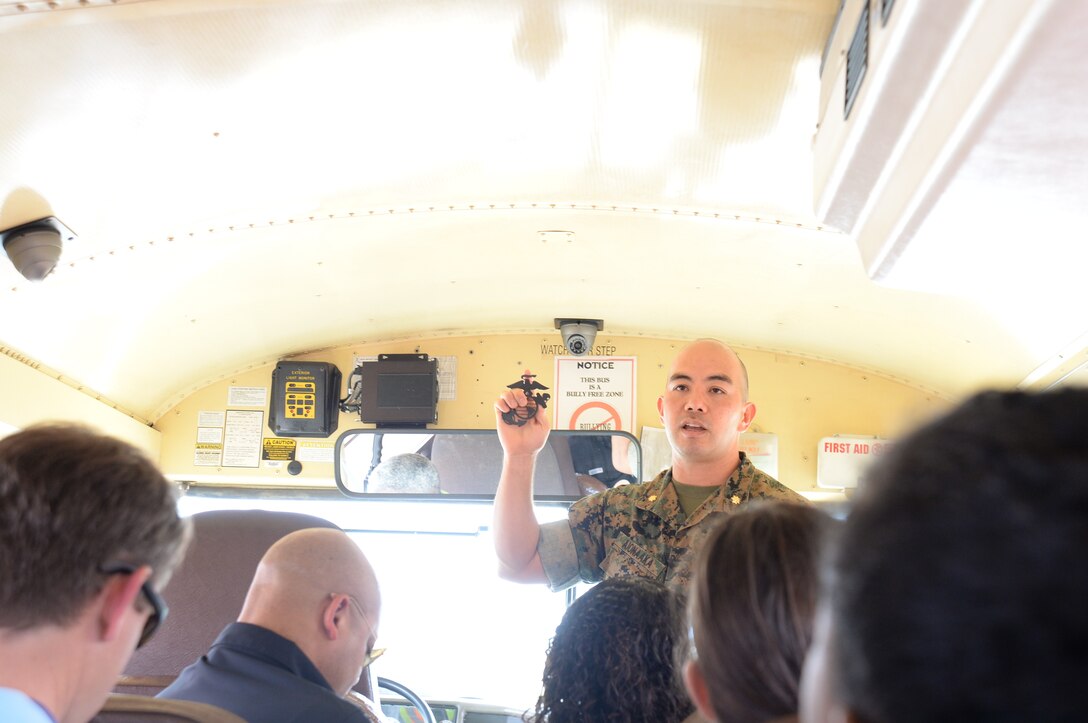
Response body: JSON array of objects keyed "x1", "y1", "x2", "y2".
[
  {"x1": 120, "y1": 509, "x2": 348, "y2": 694},
  {"x1": 91, "y1": 693, "x2": 245, "y2": 722},
  {"x1": 430, "y1": 433, "x2": 580, "y2": 497}
]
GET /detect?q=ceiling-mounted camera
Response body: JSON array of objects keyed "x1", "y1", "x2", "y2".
[
  {"x1": 555, "y1": 318, "x2": 603, "y2": 356},
  {"x1": 1, "y1": 216, "x2": 74, "y2": 281}
]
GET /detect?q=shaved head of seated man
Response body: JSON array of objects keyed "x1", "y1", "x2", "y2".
[
  {"x1": 0, "y1": 423, "x2": 190, "y2": 723},
  {"x1": 159, "y1": 528, "x2": 389, "y2": 723},
  {"x1": 493, "y1": 339, "x2": 807, "y2": 593}
]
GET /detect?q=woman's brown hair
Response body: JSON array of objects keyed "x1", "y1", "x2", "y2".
[{"x1": 688, "y1": 502, "x2": 830, "y2": 723}]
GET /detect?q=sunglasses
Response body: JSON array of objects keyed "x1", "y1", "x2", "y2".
[{"x1": 99, "y1": 562, "x2": 169, "y2": 648}]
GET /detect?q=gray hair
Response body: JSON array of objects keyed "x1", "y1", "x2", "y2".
[{"x1": 368, "y1": 453, "x2": 441, "y2": 494}]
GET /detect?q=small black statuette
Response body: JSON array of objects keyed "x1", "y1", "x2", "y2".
[{"x1": 502, "y1": 370, "x2": 550, "y2": 426}]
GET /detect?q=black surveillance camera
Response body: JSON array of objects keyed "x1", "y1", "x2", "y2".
[{"x1": 555, "y1": 318, "x2": 604, "y2": 357}]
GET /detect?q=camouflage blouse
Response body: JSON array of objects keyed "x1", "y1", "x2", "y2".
[{"x1": 537, "y1": 453, "x2": 807, "y2": 593}]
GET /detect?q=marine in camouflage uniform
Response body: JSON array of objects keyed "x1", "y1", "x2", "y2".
[
  {"x1": 494, "y1": 339, "x2": 799, "y2": 591},
  {"x1": 537, "y1": 453, "x2": 807, "y2": 592}
]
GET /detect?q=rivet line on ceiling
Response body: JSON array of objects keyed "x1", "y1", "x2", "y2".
[
  {"x1": 196, "y1": 202, "x2": 828, "y2": 234},
  {"x1": 4, "y1": 0, "x2": 124, "y2": 15},
  {"x1": 0, "y1": 345, "x2": 150, "y2": 424},
  {"x1": 44, "y1": 203, "x2": 831, "y2": 272}
]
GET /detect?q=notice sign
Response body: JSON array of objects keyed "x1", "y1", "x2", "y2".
[
  {"x1": 553, "y1": 357, "x2": 636, "y2": 432},
  {"x1": 817, "y1": 436, "x2": 895, "y2": 489}
]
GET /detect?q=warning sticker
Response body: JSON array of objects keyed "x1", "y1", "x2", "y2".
[
  {"x1": 262, "y1": 437, "x2": 297, "y2": 462},
  {"x1": 298, "y1": 441, "x2": 335, "y2": 464},
  {"x1": 194, "y1": 442, "x2": 222, "y2": 467}
]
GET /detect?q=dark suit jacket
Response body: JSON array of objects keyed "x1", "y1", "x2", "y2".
[{"x1": 158, "y1": 622, "x2": 371, "y2": 723}]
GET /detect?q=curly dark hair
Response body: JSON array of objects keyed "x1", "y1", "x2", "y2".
[{"x1": 530, "y1": 576, "x2": 693, "y2": 723}]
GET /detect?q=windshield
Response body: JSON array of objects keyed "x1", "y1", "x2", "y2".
[{"x1": 177, "y1": 492, "x2": 581, "y2": 711}]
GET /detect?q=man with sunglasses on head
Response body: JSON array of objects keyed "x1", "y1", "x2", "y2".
[
  {"x1": 159, "y1": 528, "x2": 391, "y2": 723},
  {"x1": 0, "y1": 423, "x2": 191, "y2": 723}
]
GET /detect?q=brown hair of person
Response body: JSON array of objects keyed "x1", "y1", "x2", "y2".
[
  {"x1": 0, "y1": 423, "x2": 190, "y2": 629},
  {"x1": 689, "y1": 502, "x2": 829, "y2": 723}
]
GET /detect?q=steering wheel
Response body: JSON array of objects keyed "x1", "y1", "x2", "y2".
[{"x1": 377, "y1": 676, "x2": 437, "y2": 723}]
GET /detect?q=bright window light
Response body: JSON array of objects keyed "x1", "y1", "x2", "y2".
[{"x1": 177, "y1": 494, "x2": 572, "y2": 711}]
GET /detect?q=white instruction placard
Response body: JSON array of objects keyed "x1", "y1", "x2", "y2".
[
  {"x1": 196, "y1": 426, "x2": 223, "y2": 444},
  {"x1": 553, "y1": 357, "x2": 636, "y2": 432},
  {"x1": 197, "y1": 411, "x2": 225, "y2": 427},
  {"x1": 298, "y1": 441, "x2": 335, "y2": 464},
  {"x1": 228, "y1": 386, "x2": 267, "y2": 408},
  {"x1": 436, "y1": 355, "x2": 457, "y2": 401},
  {"x1": 222, "y1": 410, "x2": 263, "y2": 467}
]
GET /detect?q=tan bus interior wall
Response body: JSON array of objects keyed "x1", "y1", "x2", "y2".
[
  {"x1": 0, "y1": 351, "x2": 161, "y2": 454},
  {"x1": 153, "y1": 334, "x2": 949, "y2": 492}
]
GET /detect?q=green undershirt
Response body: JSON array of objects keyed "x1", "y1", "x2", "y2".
[{"x1": 672, "y1": 480, "x2": 719, "y2": 518}]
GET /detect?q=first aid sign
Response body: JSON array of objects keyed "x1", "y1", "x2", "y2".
[{"x1": 816, "y1": 436, "x2": 894, "y2": 489}]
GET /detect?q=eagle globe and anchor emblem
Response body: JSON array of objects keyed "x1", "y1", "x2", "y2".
[{"x1": 501, "y1": 370, "x2": 551, "y2": 426}]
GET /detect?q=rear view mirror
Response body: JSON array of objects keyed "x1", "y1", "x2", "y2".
[{"x1": 334, "y1": 429, "x2": 641, "y2": 501}]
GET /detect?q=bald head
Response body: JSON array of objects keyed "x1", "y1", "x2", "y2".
[
  {"x1": 241, "y1": 528, "x2": 378, "y2": 626},
  {"x1": 658, "y1": 339, "x2": 757, "y2": 480},
  {"x1": 669, "y1": 339, "x2": 749, "y2": 402},
  {"x1": 239, "y1": 528, "x2": 380, "y2": 696}
]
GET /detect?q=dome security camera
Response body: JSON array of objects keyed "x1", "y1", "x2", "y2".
[
  {"x1": 555, "y1": 318, "x2": 604, "y2": 357},
  {"x1": 1, "y1": 216, "x2": 73, "y2": 282}
]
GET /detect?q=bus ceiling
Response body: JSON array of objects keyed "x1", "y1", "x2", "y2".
[{"x1": 0, "y1": 0, "x2": 1086, "y2": 439}]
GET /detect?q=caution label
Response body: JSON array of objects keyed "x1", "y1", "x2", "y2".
[{"x1": 262, "y1": 437, "x2": 297, "y2": 461}]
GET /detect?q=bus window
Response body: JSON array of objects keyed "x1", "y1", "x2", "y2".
[{"x1": 177, "y1": 492, "x2": 575, "y2": 713}]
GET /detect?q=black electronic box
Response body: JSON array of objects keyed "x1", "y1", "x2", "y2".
[
  {"x1": 359, "y1": 353, "x2": 438, "y2": 428},
  {"x1": 269, "y1": 361, "x2": 342, "y2": 437}
]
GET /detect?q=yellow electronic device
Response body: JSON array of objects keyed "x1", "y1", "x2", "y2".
[{"x1": 269, "y1": 362, "x2": 341, "y2": 437}]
